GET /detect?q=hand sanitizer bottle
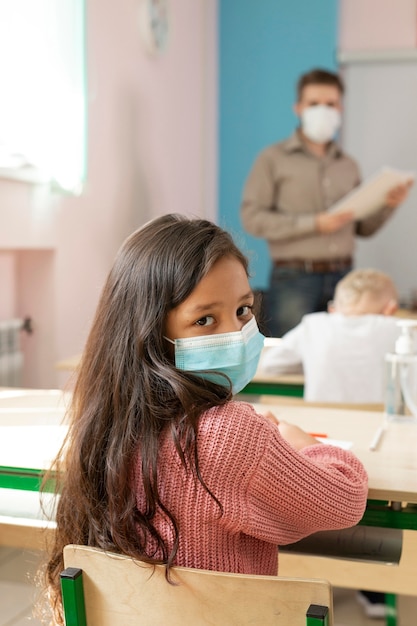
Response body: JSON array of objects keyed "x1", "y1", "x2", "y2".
[{"x1": 385, "y1": 320, "x2": 417, "y2": 422}]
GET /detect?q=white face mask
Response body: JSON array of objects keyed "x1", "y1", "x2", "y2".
[{"x1": 301, "y1": 105, "x2": 341, "y2": 144}]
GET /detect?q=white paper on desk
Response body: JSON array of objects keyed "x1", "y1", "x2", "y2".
[
  {"x1": 317, "y1": 437, "x2": 353, "y2": 450},
  {"x1": 328, "y1": 167, "x2": 415, "y2": 220}
]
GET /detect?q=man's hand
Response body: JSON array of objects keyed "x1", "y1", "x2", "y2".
[
  {"x1": 386, "y1": 180, "x2": 413, "y2": 209},
  {"x1": 316, "y1": 210, "x2": 355, "y2": 234}
]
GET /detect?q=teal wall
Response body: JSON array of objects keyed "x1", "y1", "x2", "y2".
[{"x1": 219, "y1": 0, "x2": 339, "y2": 289}]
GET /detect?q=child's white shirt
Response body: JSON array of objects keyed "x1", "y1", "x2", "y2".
[{"x1": 258, "y1": 313, "x2": 403, "y2": 403}]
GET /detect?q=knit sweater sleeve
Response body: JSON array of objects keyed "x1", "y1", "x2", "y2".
[{"x1": 235, "y1": 405, "x2": 368, "y2": 546}]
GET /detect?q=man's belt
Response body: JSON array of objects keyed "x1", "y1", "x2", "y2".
[{"x1": 273, "y1": 257, "x2": 352, "y2": 273}]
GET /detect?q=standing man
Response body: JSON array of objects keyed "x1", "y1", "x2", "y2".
[{"x1": 241, "y1": 68, "x2": 410, "y2": 337}]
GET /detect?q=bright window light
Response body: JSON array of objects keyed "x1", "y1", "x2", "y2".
[{"x1": 0, "y1": 0, "x2": 87, "y2": 194}]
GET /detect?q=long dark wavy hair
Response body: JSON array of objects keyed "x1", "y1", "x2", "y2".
[{"x1": 39, "y1": 213, "x2": 250, "y2": 624}]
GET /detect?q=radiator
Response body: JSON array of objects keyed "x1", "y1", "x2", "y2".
[{"x1": 0, "y1": 319, "x2": 24, "y2": 387}]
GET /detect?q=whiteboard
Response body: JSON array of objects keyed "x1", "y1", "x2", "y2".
[{"x1": 341, "y1": 56, "x2": 417, "y2": 306}]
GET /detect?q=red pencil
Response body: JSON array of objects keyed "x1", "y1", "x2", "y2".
[{"x1": 308, "y1": 432, "x2": 328, "y2": 438}]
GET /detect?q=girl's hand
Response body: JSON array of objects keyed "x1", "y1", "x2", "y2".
[
  {"x1": 277, "y1": 421, "x2": 322, "y2": 451},
  {"x1": 260, "y1": 410, "x2": 279, "y2": 426}
]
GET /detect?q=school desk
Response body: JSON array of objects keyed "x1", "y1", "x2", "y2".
[
  {"x1": 243, "y1": 371, "x2": 305, "y2": 397},
  {"x1": 1, "y1": 392, "x2": 417, "y2": 625},
  {"x1": 251, "y1": 401, "x2": 417, "y2": 626},
  {"x1": 0, "y1": 388, "x2": 68, "y2": 549},
  {"x1": 55, "y1": 353, "x2": 81, "y2": 372}
]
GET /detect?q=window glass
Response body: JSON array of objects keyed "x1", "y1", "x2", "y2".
[{"x1": 0, "y1": 0, "x2": 87, "y2": 193}]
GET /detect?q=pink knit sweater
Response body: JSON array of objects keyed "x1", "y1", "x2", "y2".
[{"x1": 134, "y1": 401, "x2": 368, "y2": 575}]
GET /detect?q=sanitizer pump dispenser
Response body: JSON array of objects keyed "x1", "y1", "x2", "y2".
[{"x1": 385, "y1": 319, "x2": 417, "y2": 422}]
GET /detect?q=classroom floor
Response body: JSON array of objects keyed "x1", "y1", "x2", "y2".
[
  {"x1": 333, "y1": 587, "x2": 417, "y2": 625},
  {"x1": 1, "y1": 546, "x2": 417, "y2": 625},
  {"x1": 0, "y1": 547, "x2": 44, "y2": 626}
]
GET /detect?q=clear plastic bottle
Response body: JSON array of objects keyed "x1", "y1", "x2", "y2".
[{"x1": 385, "y1": 320, "x2": 417, "y2": 422}]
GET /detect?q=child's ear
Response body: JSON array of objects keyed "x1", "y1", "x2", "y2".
[
  {"x1": 382, "y1": 299, "x2": 398, "y2": 316},
  {"x1": 327, "y1": 300, "x2": 336, "y2": 313}
]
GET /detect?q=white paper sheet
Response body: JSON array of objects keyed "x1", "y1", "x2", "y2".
[
  {"x1": 317, "y1": 437, "x2": 353, "y2": 450},
  {"x1": 328, "y1": 166, "x2": 415, "y2": 220}
]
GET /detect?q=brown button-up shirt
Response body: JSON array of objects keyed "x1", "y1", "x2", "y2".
[{"x1": 240, "y1": 132, "x2": 394, "y2": 261}]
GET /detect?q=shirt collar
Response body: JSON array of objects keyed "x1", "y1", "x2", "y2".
[{"x1": 283, "y1": 130, "x2": 344, "y2": 158}]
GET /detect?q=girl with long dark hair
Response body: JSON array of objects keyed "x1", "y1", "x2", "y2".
[{"x1": 40, "y1": 214, "x2": 367, "y2": 624}]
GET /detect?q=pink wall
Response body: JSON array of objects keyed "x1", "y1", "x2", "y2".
[
  {"x1": 2, "y1": 1, "x2": 415, "y2": 388},
  {"x1": 0, "y1": 253, "x2": 16, "y2": 319},
  {"x1": 0, "y1": 0, "x2": 218, "y2": 388},
  {"x1": 339, "y1": 0, "x2": 417, "y2": 51}
]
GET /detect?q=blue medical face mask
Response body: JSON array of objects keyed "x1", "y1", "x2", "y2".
[{"x1": 165, "y1": 317, "x2": 265, "y2": 394}]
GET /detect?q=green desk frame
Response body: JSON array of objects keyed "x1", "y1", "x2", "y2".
[
  {"x1": 0, "y1": 466, "x2": 56, "y2": 492},
  {"x1": 243, "y1": 380, "x2": 304, "y2": 397}
]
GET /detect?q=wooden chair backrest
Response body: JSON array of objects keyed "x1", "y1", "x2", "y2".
[{"x1": 62, "y1": 544, "x2": 333, "y2": 625}]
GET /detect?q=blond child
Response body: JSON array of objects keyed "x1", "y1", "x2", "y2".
[{"x1": 258, "y1": 268, "x2": 402, "y2": 403}]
